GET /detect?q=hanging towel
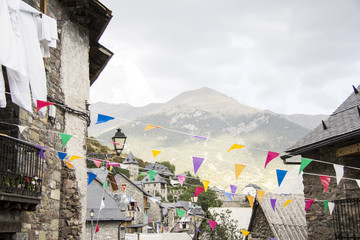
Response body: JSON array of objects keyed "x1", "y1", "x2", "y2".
[
  {"x1": 39, "y1": 14, "x2": 58, "y2": 57},
  {"x1": 0, "y1": 69, "x2": 6, "y2": 108}
]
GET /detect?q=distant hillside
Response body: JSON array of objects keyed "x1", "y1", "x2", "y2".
[{"x1": 89, "y1": 87, "x2": 327, "y2": 191}]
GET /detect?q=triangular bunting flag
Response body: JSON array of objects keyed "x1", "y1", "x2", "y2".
[
  {"x1": 177, "y1": 175, "x2": 186, "y2": 186},
  {"x1": 37, "y1": 145, "x2": 45, "y2": 160},
  {"x1": 230, "y1": 184, "x2": 237, "y2": 197},
  {"x1": 96, "y1": 114, "x2": 115, "y2": 124},
  {"x1": 144, "y1": 124, "x2": 163, "y2": 131},
  {"x1": 176, "y1": 208, "x2": 186, "y2": 218},
  {"x1": 305, "y1": 199, "x2": 315, "y2": 211},
  {"x1": 247, "y1": 196, "x2": 254, "y2": 209},
  {"x1": 149, "y1": 169, "x2": 157, "y2": 182},
  {"x1": 103, "y1": 180, "x2": 107, "y2": 189},
  {"x1": 65, "y1": 160, "x2": 72, "y2": 169},
  {"x1": 257, "y1": 190, "x2": 265, "y2": 203},
  {"x1": 225, "y1": 192, "x2": 233, "y2": 201},
  {"x1": 329, "y1": 202, "x2": 335, "y2": 215},
  {"x1": 141, "y1": 172, "x2": 148, "y2": 176},
  {"x1": 93, "y1": 159, "x2": 102, "y2": 168},
  {"x1": 276, "y1": 169, "x2": 287, "y2": 187},
  {"x1": 299, "y1": 158, "x2": 312, "y2": 174},
  {"x1": 193, "y1": 157, "x2": 204, "y2": 175},
  {"x1": 270, "y1": 198, "x2": 276, "y2": 211},
  {"x1": 235, "y1": 164, "x2": 246, "y2": 180},
  {"x1": 194, "y1": 187, "x2": 204, "y2": 197},
  {"x1": 333, "y1": 164, "x2": 344, "y2": 185},
  {"x1": 100, "y1": 199, "x2": 105, "y2": 211},
  {"x1": 319, "y1": 175, "x2": 331, "y2": 192},
  {"x1": 95, "y1": 223, "x2": 99, "y2": 233},
  {"x1": 193, "y1": 135, "x2": 207, "y2": 140},
  {"x1": 88, "y1": 172, "x2": 96, "y2": 185},
  {"x1": 227, "y1": 144, "x2": 245, "y2": 152},
  {"x1": 18, "y1": 125, "x2": 27, "y2": 134},
  {"x1": 264, "y1": 151, "x2": 279, "y2": 168},
  {"x1": 283, "y1": 200, "x2": 293, "y2": 208},
  {"x1": 324, "y1": 200, "x2": 329, "y2": 213},
  {"x1": 59, "y1": 133, "x2": 72, "y2": 147},
  {"x1": 208, "y1": 220, "x2": 217, "y2": 231},
  {"x1": 152, "y1": 150, "x2": 162, "y2": 158},
  {"x1": 202, "y1": 180, "x2": 210, "y2": 192},
  {"x1": 58, "y1": 152, "x2": 67, "y2": 160},
  {"x1": 109, "y1": 166, "x2": 113, "y2": 172},
  {"x1": 241, "y1": 229, "x2": 250, "y2": 236},
  {"x1": 69, "y1": 155, "x2": 83, "y2": 161},
  {"x1": 357, "y1": 180, "x2": 360, "y2": 188},
  {"x1": 36, "y1": 100, "x2": 54, "y2": 112}
]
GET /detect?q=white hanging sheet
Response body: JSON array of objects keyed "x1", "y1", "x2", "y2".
[{"x1": 0, "y1": 69, "x2": 6, "y2": 108}]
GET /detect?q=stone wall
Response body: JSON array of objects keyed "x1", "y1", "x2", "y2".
[
  {"x1": 147, "y1": 202, "x2": 162, "y2": 223},
  {"x1": 85, "y1": 221, "x2": 122, "y2": 240},
  {"x1": 301, "y1": 144, "x2": 360, "y2": 240},
  {"x1": 143, "y1": 183, "x2": 168, "y2": 200},
  {"x1": 247, "y1": 201, "x2": 274, "y2": 240}
]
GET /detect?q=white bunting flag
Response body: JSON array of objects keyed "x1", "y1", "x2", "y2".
[
  {"x1": 356, "y1": 180, "x2": 360, "y2": 188},
  {"x1": 18, "y1": 125, "x2": 27, "y2": 134},
  {"x1": 100, "y1": 199, "x2": 105, "y2": 212},
  {"x1": 328, "y1": 202, "x2": 335, "y2": 215},
  {"x1": 333, "y1": 164, "x2": 344, "y2": 185}
]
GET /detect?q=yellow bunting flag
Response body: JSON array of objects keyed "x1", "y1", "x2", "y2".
[
  {"x1": 110, "y1": 166, "x2": 113, "y2": 172},
  {"x1": 227, "y1": 144, "x2": 245, "y2": 153},
  {"x1": 283, "y1": 200, "x2": 293, "y2": 208},
  {"x1": 241, "y1": 229, "x2": 250, "y2": 236},
  {"x1": 152, "y1": 150, "x2": 162, "y2": 158},
  {"x1": 257, "y1": 190, "x2": 265, "y2": 203},
  {"x1": 65, "y1": 160, "x2": 72, "y2": 169},
  {"x1": 144, "y1": 124, "x2": 163, "y2": 131},
  {"x1": 69, "y1": 155, "x2": 83, "y2": 161},
  {"x1": 247, "y1": 196, "x2": 254, "y2": 209},
  {"x1": 235, "y1": 164, "x2": 246, "y2": 180},
  {"x1": 202, "y1": 180, "x2": 210, "y2": 192}
]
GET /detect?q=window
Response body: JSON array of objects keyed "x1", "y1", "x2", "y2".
[{"x1": 333, "y1": 198, "x2": 360, "y2": 239}]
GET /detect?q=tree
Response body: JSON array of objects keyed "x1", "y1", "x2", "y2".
[
  {"x1": 136, "y1": 174, "x2": 146, "y2": 181},
  {"x1": 179, "y1": 186, "x2": 222, "y2": 212},
  {"x1": 199, "y1": 210, "x2": 243, "y2": 240},
  {"x1": 156, "y1": 161, "x2": 176, "y2": 174}
]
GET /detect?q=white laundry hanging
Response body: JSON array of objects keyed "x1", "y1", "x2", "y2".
[
  {"x1": 38, "y1": 14, "x2": 58, "y2": 58},
  {"x1": 0, "y1": 69, "x2": 6, "y2": 108}
]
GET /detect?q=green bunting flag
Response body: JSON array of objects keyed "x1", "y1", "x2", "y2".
[
  {"x1": 299, "y1": 158, "x2": 312, "y2": 174},
  {"x1": 59, "y1": 133, "x2": 72, "y2": 147},
  {"x1": 324, "y1": 200, "x2": 329, "y2": 213},
  {"x1": 103, "y1": 180, "x2": 107, "y2": 189},
  {"x1": 176, "y1": 208, "x2": 186, "y2": 218},
  {"x1": 149, "y1": 169, "x2": 157, "y2": 182}
]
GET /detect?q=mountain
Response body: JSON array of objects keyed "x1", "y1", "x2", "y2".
[{"x1": 89, "y1": 87, "x2": 328, "y2": 191}]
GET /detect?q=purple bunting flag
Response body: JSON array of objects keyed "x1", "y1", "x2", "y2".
[
  {"x1": 193, "y1": 157, "x2": 205, "y2": 175},
  {"x1": 270, "y1": 198, "x2": 277, "y2": 212}
]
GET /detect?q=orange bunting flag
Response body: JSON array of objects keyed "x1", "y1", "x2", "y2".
[
  {"x1": 202, "y1": 180, "x2": 210, "y2": 192},
  {"x1": 69, "y1": 155, "x2": 83, "y2": 161},
  {"x1": 241, "y1": 229, "x2": 250, "y2": 236},
  {"x1": 93, "y1": 159, "x2": 102, "y2": 168},
  {"x1": 257, "y1": 190, "x2": 265, "y2": 203},
  {"x1": 65, "y1": 160, "x2": 72, "y2": 169},
  {"x1": 144, "y1": 124, "x2": 163, "y2": 131},
  {"x1": 247, "y1": 196, "x2": 254, "y2": 209},
  {"x1": 235, "y1": 164, "x2": 246, "y2": 180},
  {"x1": 227, "y1": 144, "x2": 245, "y2": 152},
  {"x1": 283, "y1": 200, "x2": 293, "y2": 208},
  {"x1": 36, "y1": 100, "x2": 54, "y2": 112},
  {"x1": 152, "y1": 150, "x2": 162, "y2": 158}
]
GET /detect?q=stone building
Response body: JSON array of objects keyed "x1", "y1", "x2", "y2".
[
  {"x1": 141, "y1": 172, "x2": 168, "y2": 201},
  {"x1": 285, "y1": 85, "x2": 360, "y2": 240},
  {"x1": 0, "y1": 0, "x2": 112, "y2": 239},
  {"x1": 145, "y1": 163, "x2": 174, "y2": 177},
  {"x1": 122, "y1": 151, "x2": 139, "y2": 180}
]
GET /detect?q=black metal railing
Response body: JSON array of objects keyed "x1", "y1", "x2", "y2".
[
  {"x1": 334, "y1": 198, "x2": 360, "y2": 240},
  {"x1": 0, "y1": 134, "x2": 43, "y2": 197}
]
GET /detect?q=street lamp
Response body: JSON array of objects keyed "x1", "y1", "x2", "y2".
[
  {"x1": 190, "y1": 196, "x2": 198, "y2": 240},
  {"x1": 112, "y1": 128, "x2": 127, "y2": 155},
  {"x1": 90, "y1": 209, "x2": 95, "y2": 240}
]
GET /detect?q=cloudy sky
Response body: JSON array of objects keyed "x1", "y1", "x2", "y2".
[{"x1": 90, "y1": 0, "x2": 360, "y2": 115}]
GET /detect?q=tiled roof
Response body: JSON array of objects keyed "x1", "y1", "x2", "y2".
[
  {"x1": 287, "y1": 86, "x2": 360, "y2": 153},
  {"x1": 255, "y1": 193, "x2": 307, "y2": 240},
  {"x1": 123, "y1": 151, "x2": 139, "y2": 165}
]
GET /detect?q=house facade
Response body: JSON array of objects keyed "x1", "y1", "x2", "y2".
[
  {"x1": 142, "y1": 172, "x2": 168, "y2": 201},
  {"x1": 285, "y1": 85, "x2": 360, "y2": 240},
  {"x1": 122, "y1": 151, "x2": 139, "y2": 180},
  {"x1": 0, "y1": 0, "x2": 112, "y2": 239}
]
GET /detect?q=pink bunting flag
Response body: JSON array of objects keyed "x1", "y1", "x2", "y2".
[
  {"x1": 95, "y1": 223, "x2": 99, "y2": 233},
  {"x1": 177, "y1": 175, "x2": 186, "y2": 186},
  {"x1": 36, "y1": 100, "x2": 54, "y2": 112},
  {"x1": 305, "y1": 199, "x2": 315, "y2": 211},
  {"x1": 109, "y1": 162, "x2": 120, "y2": 167},
  {"x1": 208, "y1": 219, "x2": 217, "y2": 231},
  {"x1": 93, "y1": 159, "x2": 102, "y2": 168},
  {"x1": 319, "y1": 175, "x2": 331, "y2": 192},
  {"x1": 264, "y1": 151, "x2": 280, "y2": 169},
  {"x1": 194, "y1": 187, "x2": 204, "y2": 197},
  {"x1": 193, "y1": 157, "x2": 204, "y2": 175}
]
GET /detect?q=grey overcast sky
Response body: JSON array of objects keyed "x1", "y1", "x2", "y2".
[{"x1": 89, "y1": 0, "x2": 360, "y2": 115}]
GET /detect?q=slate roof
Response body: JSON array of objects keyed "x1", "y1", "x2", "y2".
[
  {"x1": 249, "y1": 192, "x2": 307, "y2": 240},
  {"x1": 174, "y1": 201, "x2": 205, "y2": 216},
  {"x1": 122, "y1": 151, "x2": 139, "y2": 165},
  {"x1": 145, "y1": 163, "x2": 173, "y2": 176},
  {"x1": 287, "y1": 86, "x2": 360, "y2": 154},
  {"x1": 88, "y1": 168, "x2": 109, "y2": 184},
  {"x1": 141, "y1": 172, "x2": 167, "y2": 184},
  {"x1": 86, "y1": 181, "x2": 131, "y2": 222},
  {"x1": 244, "y1": 183, "x2": 262, "y2": 190}
]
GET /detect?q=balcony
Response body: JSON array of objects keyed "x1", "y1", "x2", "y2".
[
  {"x1": 334, "y1": 198, "x2": 360, "y2": 240},
  {"x1": 0, "y1": 134, "x2": 43, "y2": 209}
]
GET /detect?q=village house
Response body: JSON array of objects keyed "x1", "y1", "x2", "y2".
[
  {"x1": 122, "y1": 151, "x2": 139, "y2": 181},
  {"x1": 0, "y1": 0, "x2": 112, "y2": 239},
  {"x1": 145, "y1": 163, "x2": 174, "y2": 177},
  {"x1": 284, "y1": 85, "x2": 360, "y2": 240}
]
